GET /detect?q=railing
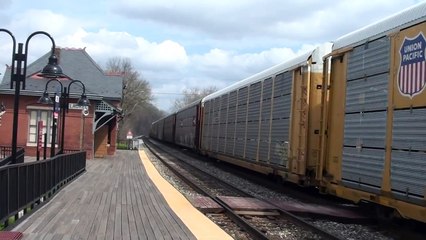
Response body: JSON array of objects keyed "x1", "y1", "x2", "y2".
[
  {"x1": 0, "y1": 151, "x2": 86, "y2": 227},
  {"x1": 0, "y1": 146, "x2": 12, "y2": 159},
  {"x1": 0, "y1": 147, "x2": 25, "y2": 167},
  {"x1": 63, "y1": 149, "x2": 83, "y2": 154},
  {"x1": 118, "y1": 139, "x2": 142, "y2": 150}
]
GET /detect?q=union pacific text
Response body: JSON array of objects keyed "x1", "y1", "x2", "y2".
[{"x1": 402, "y1": 41, "x2": 424, "y2": 62}]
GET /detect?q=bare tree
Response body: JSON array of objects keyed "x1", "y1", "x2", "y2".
[
  {"x1": 172, "y1": 86, "x2": 217, "y2": 111},
  {"x1": 106, "y1": 57, "x2": 153, "y2": 139},
  {"x1": 132, "y1": 103, "x2": 166, "y2": 136}
]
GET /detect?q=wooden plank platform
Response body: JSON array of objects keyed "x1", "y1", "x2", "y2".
[{"x1": 13, "y1": 150, "x2": 197, "y2": 240}]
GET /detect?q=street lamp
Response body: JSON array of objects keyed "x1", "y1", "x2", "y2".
[
  {"x1": 38, "y1": 79, "x2": 90, "y2": 157},
  {"x1": 0, "y1": 29, "x2": 65, "y2": 164}
]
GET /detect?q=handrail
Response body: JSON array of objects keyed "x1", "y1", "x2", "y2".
[
  {"x1": 0, "y1": 151, "x2": 86, "y2": 227},
  {"x1": 0, "y1": 147, "x2": 25, "y2": 167}
]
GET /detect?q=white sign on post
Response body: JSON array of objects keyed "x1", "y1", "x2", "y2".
[{"x1": 126, "y1": 131, "x2": 133, "y2": 139}]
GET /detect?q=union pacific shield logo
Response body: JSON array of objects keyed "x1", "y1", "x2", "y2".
[{"x1": 398, "y1": 32, "x2": 426, "y2": 98}]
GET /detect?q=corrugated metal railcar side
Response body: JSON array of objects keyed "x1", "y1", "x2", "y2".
[
  {"x1": 157, "y1": 118, "x2": 165, "y2": 141},
  {"x1": 150, "y1": 117, "x2": 165, "y2": 140},
  {"x1": 163, "y1": 114, "x2": 176, "y2": 143},
  {"x1": 149, "y1": 122, "x2": 158, "y2": 139},
  {"x1": 200, "y1": 43, "x2": 332, "y2": 185},
  {"x1": 174, "y1": 100, "x2": 201, "y2": 150},
  {"x1": 319, "y1": 2, "x2": 426, "y2": 223}
]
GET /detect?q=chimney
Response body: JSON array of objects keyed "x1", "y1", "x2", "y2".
[{"x1": 54, "y1": 47, "x2": 61, "y2": 64}]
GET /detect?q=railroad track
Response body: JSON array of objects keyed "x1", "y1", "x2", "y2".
[{"x1": 144, "y1": 138, "x2": 343, "y2": 240}]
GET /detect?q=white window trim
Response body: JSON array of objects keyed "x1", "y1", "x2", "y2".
[
  {"x1": 27, "y1": 143, "x2": 58, "y2": 147},
  {"x1": 27, "y1": 105, "x2": 53, "y2": 111},
  {"x1": 26, "y1": 107, "x2": 56, "y2": 146}
]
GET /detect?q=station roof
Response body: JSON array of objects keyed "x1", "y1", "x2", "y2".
[{"x1": 0, "y1": 48, "x2": 122, "y2": 101}]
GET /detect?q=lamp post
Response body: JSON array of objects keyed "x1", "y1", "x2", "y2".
[
  {"x1": 38, "y1": 79, "x2": 90, "y2": 157},
  {"x1": 0, "y1": 102, "x2": 5, "y2": 126},
  {"x1": 0, "y1": 29, "x2": 65, "y2": 164}
]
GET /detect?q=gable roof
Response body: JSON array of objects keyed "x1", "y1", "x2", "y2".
[{"x1": 0, "y1": 48, "x2": 122, "y2": 100}]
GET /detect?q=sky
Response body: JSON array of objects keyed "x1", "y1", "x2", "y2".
[{"x1": 0, "y1": 0, "x2": 424, "y2": 113}]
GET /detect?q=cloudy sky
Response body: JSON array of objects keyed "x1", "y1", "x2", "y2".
[{"x1": 0, "y1": 0, "x2": 423, "y2": 112}]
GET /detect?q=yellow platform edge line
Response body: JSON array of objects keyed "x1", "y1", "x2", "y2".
[{"x1": 138, "y1": 149, "x2": 233, "y2": 240}]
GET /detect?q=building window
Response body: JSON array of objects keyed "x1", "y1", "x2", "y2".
[{"x1": 28, "y1": 109, "x2": 54, "y2": 144}]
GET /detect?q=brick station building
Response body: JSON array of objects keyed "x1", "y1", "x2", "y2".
[{"x1": 0, "y1": 48, "x2": 123, "y2": 159}]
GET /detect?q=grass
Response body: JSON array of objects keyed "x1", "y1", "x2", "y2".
[
  {"x1": 0, "y1": 206, "x2": 33, "y2": 230},
  {"x1": 0, "y1": 216, "x2": 15, "y2": 230},
  {"x1": 117, "y1": 142, "x2": 129, "y2": 149}
]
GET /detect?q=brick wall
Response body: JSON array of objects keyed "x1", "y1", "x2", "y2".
[{"x1": 0, "y1": 94, "x2": 95, "y2": 159}]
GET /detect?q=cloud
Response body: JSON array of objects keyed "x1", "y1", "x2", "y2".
[
  {"x1": 189, "y1": 44, "x2": 317, "y2": 83},
  {"x1": 0, "y1": 0, "x2": 12, "y2": 10},
  {"x1": 147, "y1": 44, "x2": 312, "y2": 112},
  {"x1": 58, "y1": 28, "x2": 189, "y2": 72},
  {"x1": 111, "y1": 0, "x2": 328, "y2": 39},
  {"x1": 111, "y1": 0, "x2": 420, "y2": 42},
  {"x1": 1, "y1": 0, "x2": 423, "y2": 112},
  {"x1": 0, "y1": 9, "x2": 89, "y2": 63},
  {"x1": 8, "y1": 9, "x2": 76, "y2": 37},
  {"x1": 141, "y1": 40, "x2": 189, "y2": 69}
]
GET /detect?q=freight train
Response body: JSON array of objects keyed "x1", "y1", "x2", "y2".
[{"x1": 150, "y1": 2, "x2": 426, "y2": 223}]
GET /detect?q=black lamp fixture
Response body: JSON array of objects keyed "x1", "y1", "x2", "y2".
[
  {"x1": 38, "y1": 79, "x2": 90, "y2": 156},
  {"x1": 38, "y1": 91, "x2": 54, "y2": 105},
  {"x1": 38, "y1": 80, "x2": 90, "y2": 107},
  {"x1": 76, "y1": 94, "x2": 90, "y2": 107},
  {"x1": 38, "y1": 52, "x2": 67, "y2": 79},
  {"x1": 0, "y1": 28, "x2": 64, "y2": 164}
]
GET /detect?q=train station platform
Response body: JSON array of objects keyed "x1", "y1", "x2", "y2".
[{"x1": 12, "y1": 149, "x2": 232, "y2": 240}]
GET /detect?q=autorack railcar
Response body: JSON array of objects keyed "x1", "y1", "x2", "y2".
[
  {"x1": 163, "y1": 114, "x2": 176, "y2": 143},
  {"x1": 200, "y1": 43, "x2": 332, "y2": 185},
  {"x1": 150, "y1": 117, "x2": 165, "y2": 141},
  {"x1": 150, "y1": 2, "x2": 426, "y2": 223},
  {"x1": 319, "y1": 2, "x2": 426, "y2": 223},
  {"x1": 174, "y1": 100, "x2": 202, "y2": 149}
]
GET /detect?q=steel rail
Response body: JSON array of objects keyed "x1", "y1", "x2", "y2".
[
  {"x1": 145, "y1": 137, "x2": 344, "y2": 240},
  {"x1": 144, "y1": 138, "x2": 270, "y2": 240}
]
